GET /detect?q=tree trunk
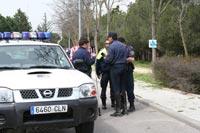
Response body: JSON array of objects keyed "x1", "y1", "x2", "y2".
[
  {"x1": 87, "y1": 25, "x2": 90, "y2": 41},
  {"x1": 178, "y1": 0, "x2": 189, "y2": 58},
  {"x1": 179, "y1": 19, "x2": 189, "y2": 58},
  {"x1": 94, "y1": 0, "x2": 103, "y2": 53},
  {"x1": 151, "y1": 0, "x2": 157, "y2": 63},
  {"x1": 106, "y1": 9, "x2": 110, "y2": 34}
]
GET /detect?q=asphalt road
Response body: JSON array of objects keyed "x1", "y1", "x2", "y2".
[{"x1": 33, "y1": 101, "x2": 200, "y2": 133}]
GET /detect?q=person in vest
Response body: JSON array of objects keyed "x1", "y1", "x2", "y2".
[{"x1": 96, "y1": 40, "x2": 115, "y2": 109}]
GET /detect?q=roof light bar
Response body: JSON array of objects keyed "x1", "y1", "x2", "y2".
[
  {"x1": 37, "y1": 32, "x2": 45, "y2": 39},
  {"x1": 44, "y1": 32, "x2": 52, "y2": 40},
  {"x1": 29, "y1": 32, "x2": 37, "y2": 39},
  {"x1": 22, "y1": 32, "x2": 30, "y2": 40},
  {"x1": 0, "y1": 32, "x2": 52, "y2": 41},
  {"x1": 12, "y1": 32, "x2": 22, "y2": 39},
  {"x1": 0, "y1": 33, "x2": 3, "y2": 40},
  {"x1": 3, "y1": 32, "x2": 11, "y2": 39}
]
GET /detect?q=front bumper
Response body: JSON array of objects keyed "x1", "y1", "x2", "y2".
[{"x1": 0, "y1": 98, "x2": 98, "y2": 129}]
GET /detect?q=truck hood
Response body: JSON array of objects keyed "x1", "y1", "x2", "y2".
[{"x1": 0, "y1": 69, "x2": 93, "y2": 90}]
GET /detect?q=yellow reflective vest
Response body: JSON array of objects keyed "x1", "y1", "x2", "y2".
[{"x1": 96, "y1": 48, "x2": 107, "y2": 60}]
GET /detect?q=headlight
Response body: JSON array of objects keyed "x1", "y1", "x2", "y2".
[
  {"x1": 79, "y1": 84, "x2": 96, "y2": 98},
  {"x1": 0, "y1": 88, "x2": 13, "y2": 103}
]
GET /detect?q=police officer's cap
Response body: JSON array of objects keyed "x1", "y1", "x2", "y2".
[{"x1": 107, "y1": 32, "x2": 118, "y2": 40}]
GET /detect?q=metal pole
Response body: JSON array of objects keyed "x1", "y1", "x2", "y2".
[
  {"x1": 68, "y1": 32, "x2": 71, "y2": 48},
  {"x1": 78, "y1": 0, "x2": 82, "y2": 40},
  {"x1": 151, "y1": 0, "x2": 156, "y2": 63}
]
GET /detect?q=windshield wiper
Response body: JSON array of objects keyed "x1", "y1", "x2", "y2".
[
  {"x1": 28, "y1": 65, "x2": 70, "y2": 69},
  {"x1": 28, "y1": 65, "x2": 59, "y2": 69},
  {"x1": 0, "y1": 67, "x2": 21, "y2": 70}
]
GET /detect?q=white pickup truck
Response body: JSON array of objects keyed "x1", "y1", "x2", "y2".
[{"x1": 0, "y1": 40, "x2": 98, "y2": 133}]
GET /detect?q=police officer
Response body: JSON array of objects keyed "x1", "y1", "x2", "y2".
[
  {"x1": 72, "y1": 37, "x2": 95, "y2": 77},
  {"x1": 96, "y1": 40, "x2": 115, "y2": 109},
  {"x1": 105, "y1": 32, "x2": 128, "y2": 117},
  {"x1": 118, "y1": 37, "x2": 135, "y2": 112}
]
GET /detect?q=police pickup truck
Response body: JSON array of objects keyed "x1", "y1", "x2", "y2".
[{"x1": 0, "y1": 32, "x2": 98, "y2": 133}]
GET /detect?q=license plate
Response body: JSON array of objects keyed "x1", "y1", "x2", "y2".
[{"x1": 30, "y1": 105, "x2": 68, "y2": 115}]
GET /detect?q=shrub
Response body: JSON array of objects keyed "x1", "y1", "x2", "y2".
[{"x1": 153, "y1": 56, "x2": 200, "y2": 94}]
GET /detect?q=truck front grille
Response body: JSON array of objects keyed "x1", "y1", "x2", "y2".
[
  {"x1": 19, "y1": 88, "x2": 73, "y2": 100},
  {"x1": 58, "y1": 88, "x2": 73, "y2": 97},
  {"x1": 20, "y1": 90, "x2": 38, "y2": 99}
]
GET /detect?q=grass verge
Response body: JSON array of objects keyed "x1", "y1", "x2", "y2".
[
  {"x1": 134, "y1": 72, "x2": 163, "y2": 88},
  {"x1": 135, "y1": 60, "x2": 151, "y2": 68}
]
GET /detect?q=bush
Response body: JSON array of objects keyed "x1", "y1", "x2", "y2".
[{"x1": 153, "y1": 56, "x2": 200, "y2": 94}]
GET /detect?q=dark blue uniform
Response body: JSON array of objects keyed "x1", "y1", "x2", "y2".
[
  {"x1": 72, "y1": 47, "x2": 95, "y2": 77},
  {"x1": 125, "y1": 45, "x2": 135, "y2": 111},
  {"x1": 95, "y1": 49, "x2": 115, "y2": 108},
  {"x1": 105, "y1": 40, "x2": 128, "y2": 115}
]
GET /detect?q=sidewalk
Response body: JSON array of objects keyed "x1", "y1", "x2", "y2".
[
  {"x1": 135, "y1": 80, "x2": 200, "y2": 124},
  {"x1": 92, "y1": 68, "x2": 200, "y2": 129}
]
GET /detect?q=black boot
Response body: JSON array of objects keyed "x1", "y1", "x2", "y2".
[
  {"x1": 101, "y1": 98, "x2": 107, "y2": 110},
  {"x1": 110, "y1": 95, "x2": 122, "y2": 117},
  {"x1": 110, "y1": 107, "x2": 122, "y2": 117},
  {"x1": 111, "y1": 99, "x2": 115, "y2": 108},
  {"x1": 121, "y1": 91, "x2": 128, "y2": 115},
  {"x1": 127, "y1": 102, "x2": 135, "y2": 112}
]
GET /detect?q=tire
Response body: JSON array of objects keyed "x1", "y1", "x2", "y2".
[
  {"x1": 0, "y1": 128, "x2": 26, "y2": 133},
  {"x1": 75, "y1": 121, "x2": 94, "y2": 133}
]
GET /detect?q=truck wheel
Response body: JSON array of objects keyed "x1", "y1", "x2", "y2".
[
  {"x1": 0, "y1": 128, "x2": 26, "y2": 133},
  {"x1": 75, "y1": 121, "x2": 94, "y2": 133}
]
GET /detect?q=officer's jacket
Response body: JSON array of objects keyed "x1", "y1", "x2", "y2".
[
  {"x1": 72, "y1": 47, "x2": 95, "y2": 73},
  {"x1": 105, "y1": 40, "x2": 128, "y2": 65},
  {"x1": 126, "y1": 45, "x2": 135, "y2": 70}
]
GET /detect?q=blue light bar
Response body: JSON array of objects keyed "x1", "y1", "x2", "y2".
[
  {"x1": 22, "y1": 32, "x2": 30, "y2": 40},
  {"x1": 37, "y1": 32, "x2": 45, "y2": 39},
  {"x1": 3, "y1": 32, "x2": 11, "y2": 39},
  {"x1": 12, "y1": 32, "x2": 22, "y2": 39},
  {"x1": 44, "y1": 32, "x2": 52, "y2": 40},
  {"x1": 0, "y1": 33, "x2": 3, "y2": 40},
  {"x1": 29, "y1": 32, "x2": 37, "y2": 39},
  {"x1": 0, "y1": 32, "x2": 52, "y2": 41}
]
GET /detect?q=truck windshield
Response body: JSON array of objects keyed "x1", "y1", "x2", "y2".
[{"x1": 0, "y1": 45, "x2": 72, "y2": 69}]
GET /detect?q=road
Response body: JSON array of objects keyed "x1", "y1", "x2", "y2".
[{"x1": 33, "y1": 101, "x2": 200, "y2": 133}]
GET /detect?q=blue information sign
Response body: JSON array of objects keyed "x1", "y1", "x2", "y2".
[{"x1": 149, "y1": 39, "x2": 157, "y2": 48}]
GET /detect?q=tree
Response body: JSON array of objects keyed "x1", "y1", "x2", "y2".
[
  {"x1": 82, "y1": 0, "x2": 95, "y2": 40},
  {"x1": 50, "y1": 33, "x2": 61, "y2": 44},
  {"x1": 37, "y1": 13, "x2": 52, "y2": 32},
  {"x1": 177, "y1": 0, "x2": 190, "y2": 58},
  {"x1": 13, "y1": 9, "x2": 32, "y2": 32},
  {"x1": 94, "y1": 0, "x2": 104, "y2": 52},
  {"x1": 125, "y1": 0, "x2": 152, "y2": 60},
  {"x1": 103, "y1": 0, "x2": 123, "y2": 34},
  {"x1": 53, "y1": 0, "x2": 79, "y2": 44},
  {"x1": 151, "y1": 0, "x2": 173, "y2": 62},
  {"x1": 6, "y1": 16, "x2": 17, "y2": 31},
  {"x1": 0, "y1": 14, "x2": 10, "y2": 32}
]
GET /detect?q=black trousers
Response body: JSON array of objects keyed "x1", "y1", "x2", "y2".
[
  {"x1": 110, "y1": 64, "x2": 126, "y2": 112},
  {"x1": 126, "y1": 66, "x2": 135, "y2": 103},
  {"x1": 100, "y1": 72, "x2": 114, "y2": 101}
]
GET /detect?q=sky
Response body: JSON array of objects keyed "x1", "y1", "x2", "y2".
[
  {"x1": 0, "y1": 0, "x2": 134, "y2": 31},
  {"x1": 0, "y1": 0, "x2": 54, "y2": 30}
]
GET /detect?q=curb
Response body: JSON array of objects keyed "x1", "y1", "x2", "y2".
[{"x1": 136, "y1": 96, "x2": 200, "y2": 131}]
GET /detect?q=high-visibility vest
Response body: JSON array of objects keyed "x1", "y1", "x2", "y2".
[{"x1": 96, "y1": 48, "x2": 107, "y2": 60}]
